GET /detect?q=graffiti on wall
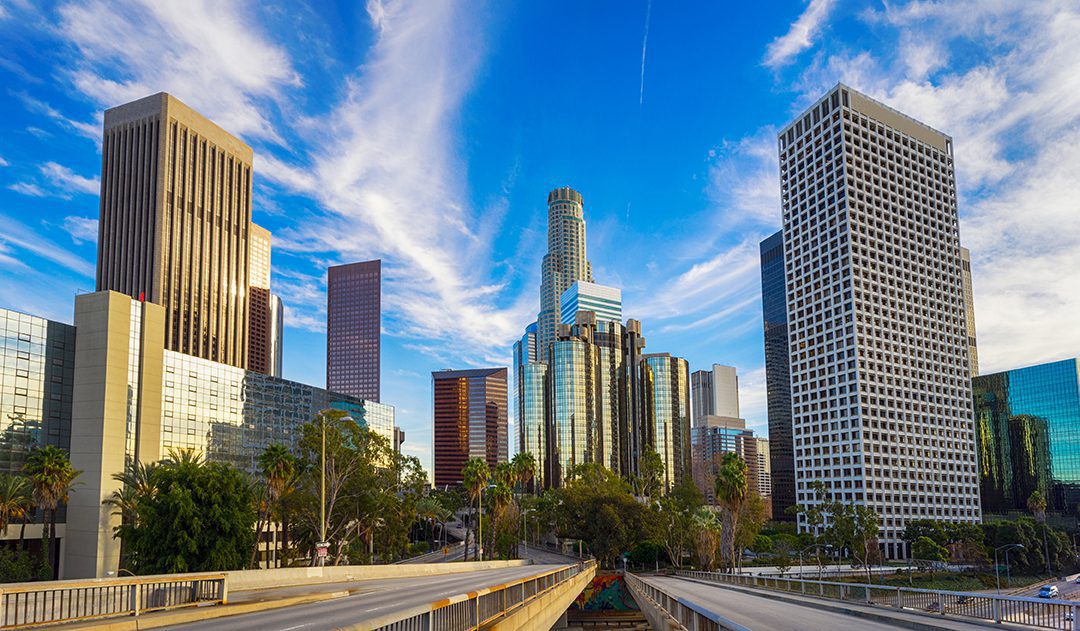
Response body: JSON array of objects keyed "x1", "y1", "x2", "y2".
[{"x1": 571, "y1": 573, "x2": 638, "y2": 611}]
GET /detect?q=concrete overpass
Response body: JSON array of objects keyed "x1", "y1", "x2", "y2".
[{"x1": 15, "y1": 560, "x2": 595, "y2": 630}]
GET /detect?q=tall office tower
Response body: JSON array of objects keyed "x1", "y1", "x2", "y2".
[
  {"x1": 432, "y1": 368, "x2": 508, "y2": 487},
  {"x1": 327, "y1": 260, "x2": 381, "y2": 401},
  {"x1": 96, "y1": 93, "x2": 252, "y2": 369},
  {"x1": 621, "y1": 319, "x2": 647, "y2": 479},
  {"x1": 780, "y1": 84, "x2": 980, "y2": 558},
  {"x1": 690, "y1": 364, "x2": 740, "y2": 425},
  {"x1": 641, "y1": 353, "x2": 692, "y2": 492},
  {"x1": 538, "y1": 187, "x2": 593, "y2": 357},
  {"x1": 268, "y1": 294, "x2": 284, "y2": 378},
  {"x1": 753, "y1": 436, "x2": 773, "y2": 504},
  {"x1": 960, "y1": 247, "x2": 979, "y2": 376},
  {"x1": 247, "y1": 224, "x2": 273, "y2": 374},
  {"x1": 513, "y1": 322, "x2": 547, "y2": 488},
  {"x1": 760, "y1": 230, "x2": 796, "y2": 520},
  {"x1": 560, "y1": 281, "x2": 621, "y2": 325},
  {"x1": 973, "y1": 358, "x2": 1079, "y2": 515},
  {"x1": 691, "y1": 416, "x2": 756, "y2": 504}
]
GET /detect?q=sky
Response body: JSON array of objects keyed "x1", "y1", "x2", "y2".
[{"x1": 1, "y1": 0, "x2": 1079, "y2": 477}]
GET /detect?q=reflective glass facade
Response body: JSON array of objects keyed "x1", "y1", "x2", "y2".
[
  {"x1": 0, "y1": 308, "x2": 74, "y2": 477},
  {"x1": 431, "y1": 368, "x2": 508, "y2": 487},
  {"x1": 518, "y1": 362, "x2": 546, "y2": 487},
  {"x1": 760, "y1": 230, "x2": 795, "y2": 519},
  {"x1": 549, "y1": 339, "x2": 593, "y2": 486},
  {"x1": 327, "y1": 260, "x2": 381, "y2": 401},
  {"x1": 974, "y1": 358, "x2": 1080, "y2": 514},
  {"x1": 642, "y1": 354, "x2": 691, "y2": 491},
  {"x1": 162, "y1": 349, "x2": 394, "y2": 475}
]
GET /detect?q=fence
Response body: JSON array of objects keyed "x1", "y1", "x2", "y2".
[
  {"x1": 677, "y1": 569, "x2": 1080, "y2": 630},
  {"x1": 624, "y1": 573, "x2": 749, "y2": 631},
  {"x1": 372, "y1": 560, "x2": 596, "y2": 631},
  {"x1": 0, "y1": 573, "x2": 226, "y2": 628}
]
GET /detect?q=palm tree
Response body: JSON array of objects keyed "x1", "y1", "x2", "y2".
[
  {"x1": 0, "y1": 473, "x2": 31, "y2": 537},
  {"x1": 415, "y1": 497, "x2": 451, "y2": 551},
  {"x1": 1028, "y1": 490, "x2": 1052, "y2": 575},
  {"x1": 511, "y1": 452, "x2": 536, "y2": 494},
  {"x1": 462, "y1": 458, "x2": 490, "y2": 561},
  {"x1": 252, "y1": 444, "x2": 295, "y2": 568},
  {"x1": 714, "y1": 452, "x2": 748, "y2": 573},
  {"x1": 24, "y1": 445, "x2": 81, "y2": 574},
  {"x1": 103, "y1": 460, "x2": 158, "y2": 570}
]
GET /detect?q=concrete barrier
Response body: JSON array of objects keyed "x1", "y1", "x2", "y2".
[
  {"x1": 225, "y1": 559, "x2": 531, "y2": 592},
  {"x1": 487, "y1": 563, "x2": 597, "y2": 631}
]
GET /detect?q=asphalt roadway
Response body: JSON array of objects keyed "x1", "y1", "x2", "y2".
[
  {"x1": 160, "y1": 564, "x2": 568, "y2": 630},
  {"x1": 641, "y1": 575, "x2": 1019, "y2": 631}
]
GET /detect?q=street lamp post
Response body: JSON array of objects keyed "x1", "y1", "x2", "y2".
[
  {"x1": 521, "y1": 508, "x2": 534, "y2": 558},
  {"x1": 995, "y1": 543, "x2": 1025, "y2": 593},
  {"x1": 478, "y1": 483, "x2": 496, "y2": 561},
  {"x1": 319, "y1": 413, "x2": 328, "y2": 566}
]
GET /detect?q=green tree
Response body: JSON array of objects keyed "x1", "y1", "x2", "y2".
[
  {"x1": 734, "y1": 491, "x2": 769, "y2": 570},
  {"x1": 550, "y1": 464, "x2": 656, "y2": 568},
  {"x1": 103, "y1": 460, "x2": 157, "y2": 570},
  {"x1": 691, "y1": 508, "x2": 722, "y2": 571},
  {"x1": 23, "y1": 445, "x2": 80, "y2": 574},
  {"x1": 511, "y1": 451, "x2": 537, "y2": 494},
  {"x1": 912, "y1": 536, "x2": 948, "y2": 563},
  {"x1": 252, "y1": 444, "x2": 295, "y2": 568},
  {"x1": 0, "y1": 473, "x2": 31, "y2": 537},
  {"x1": 127, "y1": 449, "x2": 256, "y2": 574},
  {"x1": 1027, "y1": 490, "x2": 1052, "y2": 575},
  {"x1": 714, "y1": 452, "x2": 748, "y2": 572},
  {"x1": 656, "y1": 477, "x2": 702, "y2": 569},
  {"x1": 634, "y1": 445, "x2": 664, "y2": 501},
  {"x1": 462, "y1": 457, "x2": 490, "y2": 561}
]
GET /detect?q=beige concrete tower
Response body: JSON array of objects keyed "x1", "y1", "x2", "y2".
[
  {"x1": 960, "y1": 247, "x2": 979, "y2": 376},
  {"x1": 538, "y1": 187, "x2": 593, "y2": 358},
  {"x1": 96, "y1": 93, "x2": 253, "y2": 369}
]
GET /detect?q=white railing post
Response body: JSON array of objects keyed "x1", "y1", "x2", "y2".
[
  {"x1": 937, "y1": 591, "x2": 946, "y2": 616},
  {"x1": 132, "y1": 583, "x2": 141, "y2": 617},
  {"x1": 220, "y1": 577, "x2": 228, "y2": 605},
  {"x1": 992, "y1": 597, "x2": 1000, "y2": 623},
  {"x1": 1072, "y1": 604, "x2": 1078, "y2": 631},
  {"x1": 895, "y1": 587, "x2": 902, "y2": 610}
]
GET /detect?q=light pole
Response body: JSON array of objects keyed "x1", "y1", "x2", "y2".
[
  {"x1": 521, "y1": 508, "x2": 534, "y2": 558},
  {"x1": 318, "y1": 413, "x2": 328, "y2": 566},
  {"x1": 995, "y1": 543, "x2": 1024, "y2": 593},
  {"x1": 478, "y1": 483, "x2": 495, "y2": 561}
]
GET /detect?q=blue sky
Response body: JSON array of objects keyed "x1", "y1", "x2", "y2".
[{"x1": 2, "y1": 1, "x2": 1079, "y2": 476}]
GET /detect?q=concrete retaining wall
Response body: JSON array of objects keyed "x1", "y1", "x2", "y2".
[
  {"x1": 226, "y1": 560, "x2": 531, "y2": 592},
  {"x1": 488, "y1": 563, "x2": 597, "y2": 631}
]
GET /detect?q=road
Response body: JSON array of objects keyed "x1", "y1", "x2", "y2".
[
  {"x1": 641, "y1": 575, "x2": 1009, "y2": 631},
  {"x1": 161, "y1": 564, "x2": 568, "y2": 630}
]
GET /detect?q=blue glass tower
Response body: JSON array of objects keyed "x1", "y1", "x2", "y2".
[
  {"x1": 974, "y1": 358, "x2": 1080, "y2": 514},
  {"x1": 760, "y1": 230, "x2": 795, "y2": 520}
]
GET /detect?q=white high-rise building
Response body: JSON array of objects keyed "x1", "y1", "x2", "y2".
[
  {"x1": 779, "y1": 84, "x2": 980, "y2": 559},
  {"x1": 560, "y1": 281, "x2": 621, "y2": 325},
  {"x1": 690, "y1": 364, "x2": 740, "y2": 426}
]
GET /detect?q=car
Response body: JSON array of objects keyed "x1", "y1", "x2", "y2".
[
  {"x1": 1038, "y1": 585, "x2": 1059, "y2": 598},
  {"x1": 1075, "y1": 576, "x2": 1080, "y2": 584}
]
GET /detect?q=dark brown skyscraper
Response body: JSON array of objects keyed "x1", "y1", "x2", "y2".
[
  {"x1": 432, "y1": 368, "x2": 508, "y2": 487},
  {"x1": 327, "y1": 260, "x2": 381, "y2": 401},
  {"x1": 96, "y1": 92, "x2": 253, "y2": 368}
]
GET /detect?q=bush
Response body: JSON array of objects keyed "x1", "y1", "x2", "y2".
[
  {"x1": 628, "y1": 541, "x2": 664, "y2": 566},
  {"x1": 0, "y1": 547, "x2": 49, "y2": 583}
]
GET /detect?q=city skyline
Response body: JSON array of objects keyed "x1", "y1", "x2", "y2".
[{"x1": 1, "y1": 2, "x2": 1079, "y2": 476}]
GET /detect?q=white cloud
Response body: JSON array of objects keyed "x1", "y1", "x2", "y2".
[
  {"x1": 764, "y1": 0, "x2": 836, "y2": 69},
  {"x1": 0, "y1": 156, "x2": 8, "y2": 167},
  {"x1": 62, "y1": 216, "x2": 98, "y2": 245},
  {"x1": 40, "y1": 162, "x2": 99, "y2": 195},
  {"x1": 0, "y1": 214, "x2": 95, "y2": 278},
  {"x1": 7, "y1": 182, "x2": 47, "y2": 197},
  {"x1": 13, "y1": 92, "x2": 101, "y2": 145},
  {"x1": 57, "y1": 0, "x2": 300, "y2": 143}
]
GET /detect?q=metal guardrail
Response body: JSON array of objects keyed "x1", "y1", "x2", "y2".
[
  {"x1": 677, "y1": 569, "x2": 1080, "y2": 630},
  {"x1": 371, "y1": 560, "x2": 596, "y2": 631},
  {"x1": 0, "y1": 573, "x2": 226, "y2": 628},
  {"x1": 625, "y1": 573, "x2": 749, "y2": 631}
]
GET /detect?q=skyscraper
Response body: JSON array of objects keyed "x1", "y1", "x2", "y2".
[
  {"x1": 268, "y1": 293, "x2": 284, "y2": 378},
  {"x1": 327, "y1": 260, "x2": 381, "y2": 401},
  {"x1": 690, "y1": 364, "x2": 739, "y2": 425},
  {"x1": 247, "y1": 224, "x2": 274, "y2": 375},
  {"x1": 432, "y1": 368, "x2": 508, "y2": 487},
  {"x1": 973, "y1": 358, "x2": 1079, "y2": 514},
  {"x1": 779, "y1": 84, "x2": 980, "y2": 558},
  {"x1": 760, "y1": 229, "x2": 796, "y2": 520},
  {"x1": 96, "y1": 92, "x2": 253, "y2": 369},
  {"x1": 641, "y1": 353, "x2": 692, "y2": 492},
  {"x1": 538, "y1": 187, "x2": 593, "y2": 357},
  {"x1": 960, "y1": 247, "x2": 979, "y2": 376},
  {"x1": 691, "y1": 415, "x2": 756, "y2": 505},
  {"x1": 560, "y1": 281, "x2": 621, "y2": 325},
  {"x1": 513, "y1": 322, "x2": 547, "y2": 488}
]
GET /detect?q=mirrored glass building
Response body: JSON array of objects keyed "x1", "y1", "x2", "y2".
[{"x1": 974, "y1": 358, "x2": 1080, "y2": 515}]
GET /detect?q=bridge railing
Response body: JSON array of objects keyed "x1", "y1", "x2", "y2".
[
  {"x1": 625, "y1": 573, "x2": 749, "y2": 631},
  {"x1": 0, "y1": 573, "x2": 226, "y2": 628},
  {"x1": 676, "y1": 569, "x2": 1080, "y2": 630},
  {"x1": 371, "y1": 560, "x2": 596, "y2": 631}
]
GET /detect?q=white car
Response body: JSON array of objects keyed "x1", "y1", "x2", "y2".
[{"x1": 1038, "y1": 585, "x2": 1059, "y2": 598}]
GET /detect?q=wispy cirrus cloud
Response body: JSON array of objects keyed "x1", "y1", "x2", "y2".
[
  {"x1": 56, "y1": 0, "x2": 300, "y2": 143},
  {"x1": 8, "y1": 161, "x2": 99, "y2": 199},
  {"x1": 764, "y1": 0, "x2": 836, "y2": 69},
  {"x1": 62, "y1": 216, "x2": 98, "y2": 245}
]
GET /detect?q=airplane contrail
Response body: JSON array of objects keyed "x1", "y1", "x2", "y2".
[{"x1": 639, "y1": 0, "x2": 652, "y2": 107}]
